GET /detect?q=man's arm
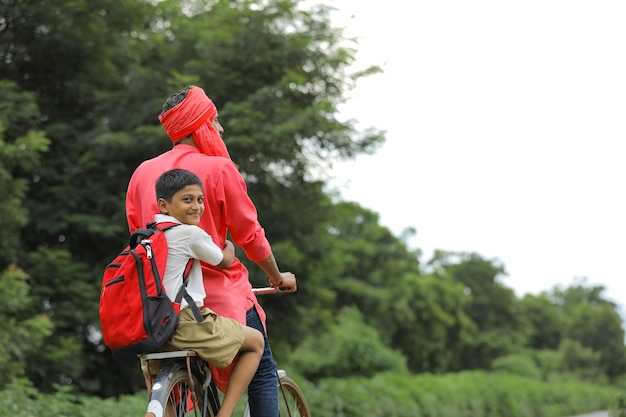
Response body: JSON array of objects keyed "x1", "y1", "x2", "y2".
[
  {"x1": 219, "y1": 161, "x2": 297, "y2": 291},
  {"x1": 256, "y1": 252, "x2": 297, "y2": 292}
]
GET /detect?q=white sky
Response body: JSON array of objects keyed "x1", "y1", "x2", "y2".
[{"x1": 312, "y1": 1, "x2": 626, "y2": 314}]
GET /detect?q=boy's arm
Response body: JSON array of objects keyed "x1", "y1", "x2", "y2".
[
  {"x1": 188, "y1": 227, "x2": 230, "y2": 269},
  {"x1": 217, "y1": 240, "x2": 235, "y2": 269}
]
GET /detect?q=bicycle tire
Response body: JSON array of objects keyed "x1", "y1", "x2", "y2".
[
  {"x1": 278, "y1": 375, "x2": 311, "y2": 417},
  {"x1": 145, "y1": 360, "x2": 220, "y2": 417},
  {"x1": 241, "y1": 373, "x2": 311, "y2": 417}
]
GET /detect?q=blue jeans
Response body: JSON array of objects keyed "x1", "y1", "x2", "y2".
[{"x1": 246, "y1": 307, "x2": 278, "y2": 417}]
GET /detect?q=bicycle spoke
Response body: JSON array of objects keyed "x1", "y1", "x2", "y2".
[{"x1": 278, "y1": 375, "x2": 311, "y2": 417}]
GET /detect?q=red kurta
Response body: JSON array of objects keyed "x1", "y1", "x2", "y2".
[{"x1": 126, "y1": 144, "x2": 271, "y2": 391}]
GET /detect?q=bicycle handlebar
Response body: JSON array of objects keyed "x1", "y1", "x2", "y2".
[{"x1": 252, "y1": 286, "x2": 281, "y2": 295}]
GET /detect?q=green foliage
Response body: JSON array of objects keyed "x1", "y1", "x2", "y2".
[
  {"x1": 491, "y1": 354, "x2": 542, "y2": 379},
  {"x1": 0, "y1": 266, "x2": 53, "y2": 388},
  {"x1": 527, "y1": 349, "x2": 564, "y2": 381},
  {"x1": 19, "y1": 248, "x2": 97, "y2": 391},
  {"x1": 291, "y1": 307, "x2": 407, "y2": 380},
  {"x1": 429, "y1": 251, "x2": 530, "y2": 369},
  {"x1": 519, "y1": 293, "x2": 564, "y2": 350},
  {"x1": 0, "y1": 378, "x2": 145, "y2": 417},
  {"x1": 0, "y1": 0, "x2": 625, "y2": 403},
  {"x1": 306, "y1": 370, "x2": 619, "y2": 417},
  {"x1": 494, "y1": 345, "x2": 616, "y2": 385},
  {"x1": 3, "y1": 370, "x2": 622, "y2": 417},
  {"x1": 557, "y1": 338, "x2": 604, "y2": 382},
  {"x1": 384, "y1": 273, "x2": 474, "y2": 373},
  {"x1": 0, "y1": 81, "x2": 50, "y2": 267},
  {"x1": 1, "y1": 0, "x2": 383, "y2": 395},
  {"x1": 613, "y1": 392, "x2": 626, "y2": 417},
  {"x1": 551, "y1": 281, "x2": 626, "y2": 379}
]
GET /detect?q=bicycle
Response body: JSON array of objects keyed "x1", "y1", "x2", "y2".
[{"x1": 141, "y1": 287, "x2": 310, "y2": 417}]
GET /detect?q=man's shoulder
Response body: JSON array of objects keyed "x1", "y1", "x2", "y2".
[
  {"x1": 168, "y1": 145, "x2": 233, "y2": 164},
  {"x1": 130, "y1": 147, "x2": 237, "y2": 184},
  {"x1": 180, "y1": 153, "x2": 236, "y2": 174}
]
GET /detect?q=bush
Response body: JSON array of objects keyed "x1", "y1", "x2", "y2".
[
  {"x1": 558, "y1": 338, "x2": 604, "y2": 382},
  {"x1": 290, "y1": 307, "x2": 407, "y2": 380},
  {"x1": 305, "y1": 371, "x2": 620, "y2": 417},
  {"x1": 2, "y1": 371, "x2": 623, "y2": 417},
  {"x1": 0, "y1": 378, "x2": 145, "y2": 417},
  {"x1": 492, "y1": 353, "x2": 542, "y2": 379}
]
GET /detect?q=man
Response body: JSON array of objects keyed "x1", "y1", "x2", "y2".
[{"x1": 126, "y1": 85, "x2": 297, "y2": 417}]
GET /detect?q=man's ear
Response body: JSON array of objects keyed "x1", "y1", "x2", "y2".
[{"x1": 157, "y1": 198, "x2": 169, "y2": 214}]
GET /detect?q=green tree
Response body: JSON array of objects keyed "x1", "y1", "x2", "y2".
[
  {"x1": 518, "y1": 293, "x2": 563, "y2": 350},
  {"x1": 429, "y1": 251, "x2": 529, "y2": 370},
  {"x1": 320, "y1": 202, "x2": 421, "y2": 325},
  {"x1": 384, "y1": 273, "x2": 475, "y2": 373},
  {"x1": 551, "y1": 280, "x2": 626, "y2": 380},
  {"x1": 557, "y1": 338, "x2": 603, "y2": 382},
  {"x1": 294, "y1": 203, "x2": 426, "y2": 353},
  {"x1": 0, "y1": 265, "x2": 53, "y2": 389},
  {"x1": 1, "y1": 0, "x2": 384, "y2": 395},
  {"x1": 0, "y1": 80, "x2": 50, "y2": 268},
  {"x1": 0, "y1": 80, "x2": 53, "y2": 388}
]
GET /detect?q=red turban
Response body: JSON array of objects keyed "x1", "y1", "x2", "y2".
[{"x1": 158, "y1": 86, "x2": 230, "y2": 158}]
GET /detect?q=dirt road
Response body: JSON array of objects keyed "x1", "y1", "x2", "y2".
[{"x1": 568, "y1": 411, "x2": 610, "y2": 417}]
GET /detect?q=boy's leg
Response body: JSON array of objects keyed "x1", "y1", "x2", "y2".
[
  {"x1": 217, "y1": 327, "x2": 264, "y2": 417},
  {"x1": 245, "y1": 307, "x2": 279, "y2": 417}
]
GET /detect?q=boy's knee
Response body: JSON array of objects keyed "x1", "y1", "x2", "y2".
[
  {"x1": 241, "y1": 326, "x2": 264, "y2": 354},
  {"x1": 251, "y1": 328, "x2": 264, "y2": 353}
]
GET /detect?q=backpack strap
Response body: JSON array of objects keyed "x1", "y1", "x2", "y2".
[
  {"x1": 129, "y1": 222, "x2": 179, "y2": 248},
  {"x1": 174, "y1": 259, "x2": 205, "y2": 323},
  {"x1": 149, "y1": 221, "x2": 181, "y2": 233},
  {"x1": 129, "y1": 228, "x2": 154, "y2": 248}
]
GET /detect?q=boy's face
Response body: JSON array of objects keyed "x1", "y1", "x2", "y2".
[{"x1": 158, "y1": 184, "x2": 204, "y2": 225}]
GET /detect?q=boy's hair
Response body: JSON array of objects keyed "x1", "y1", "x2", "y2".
[
  {"x1": 160, "y1": 86, "x2": 191, "y2": 115},
  {"x1": 155, "y1": 169, "x2": 203, "y2": 202}
]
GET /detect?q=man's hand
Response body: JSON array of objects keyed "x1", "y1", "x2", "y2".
[
  {"x1": 257, "y1": 252, "x2": 297, "y2": 292},
  {"x1": 274, "y1": 272, "x2": 297, "y2": 293}
]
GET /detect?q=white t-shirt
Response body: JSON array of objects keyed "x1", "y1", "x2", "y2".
[{"x1": 154, "y1": 214, "x2": 224, "y2": 310}]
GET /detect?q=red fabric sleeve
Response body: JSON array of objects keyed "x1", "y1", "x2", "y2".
[{"x1": 218, "y1": 161, "x2": 272, "y2": 262}]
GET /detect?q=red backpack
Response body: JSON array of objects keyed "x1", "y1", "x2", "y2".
[{"x1": 99, "y1": 222, "x2": 203, "y2": 359}]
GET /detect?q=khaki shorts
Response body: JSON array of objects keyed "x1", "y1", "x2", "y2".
[{"x1": 142, "y1": 306, "x2": 245, "y2": 377}]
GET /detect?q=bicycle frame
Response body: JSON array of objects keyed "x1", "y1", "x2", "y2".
[
  {"x1": 143, "y1": 350, "x2": 220, "y2": 417},
  {"x1": 142, "y1": 286, "x2": 310, "y2": 417}
]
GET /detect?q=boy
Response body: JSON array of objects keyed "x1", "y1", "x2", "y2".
[{"x1": 151, "y1": 168, "x2": 264, "y2": 417}]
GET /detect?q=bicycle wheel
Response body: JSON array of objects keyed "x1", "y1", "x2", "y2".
[
  {"x1": 242, "y1": 372, "x2": 311, "y2": 417},
  {"x1": 278, "y1": 375, "x2": 311, "y2": 417},
  {"x1": 146, "y1": 360, "x2": 219, "y2": 417}
]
